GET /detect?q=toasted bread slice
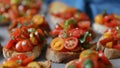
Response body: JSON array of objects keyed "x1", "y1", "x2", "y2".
[
  {"x1": 3, "y1": 42, "x2": 45, "y2": 59},
  {"x1": 38, "y1": 61, "x2": 51, "y2": 68},
  {"x1": 46, "y1": 48, "x2": 79, "y2": 63},
  {"x1": 97, "y1": 37, "x2": 120, "y2": 59},
  {"x1": 65, "y1": 60, "x2": 113, "y2": 68}
]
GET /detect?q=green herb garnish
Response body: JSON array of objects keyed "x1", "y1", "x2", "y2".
[
  {"x1": 28, "y1": 28, "x2": 36, "y2": 33},
  {"x1": 116, "y1": 26, "x2": 120, "y2": 36},
  {"x1": 64, "y1": 19, "x2": 76, "y2": 30},
  {"x1": 68, "y1": 64, "x2": 75, "y2": 68},
  {"x1": 79, "y1": 32, "x2": 91, "y2": 43},
  {"x1": 16, "y1": 60, "x2": 22, "y2": 64},
  {"x1": 83, "y1": 59, "x2": 93, "y2": 68}
]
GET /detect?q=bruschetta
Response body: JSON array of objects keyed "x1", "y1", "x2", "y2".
[
  {"x1": 3, "y1": 26, "x2": 46, "y2": 59},
  {"x1": 65, "y1": 49, "x2": 113, "y2": 68},
  {"x1": 93, "y1": 12, "x2": 120, "y2": 34},
  {"x1": 46, "y1": 19, "x2": 96, "y2": 63},
  {"x1": 97, "y1": 26, "x2": 120, "y2": 59},
  {"x1": 8, "y1": 15, "x2": 50, "y2": 36},
  {"x1": 1, "y1": 54, "x2": 51, "y2": 68},
  {"x1": 48, "y1": 1, "x2": 89, "y2": 27},
  {"x1": 0, "y1": 0, "x2": 42, "y2": 25}
]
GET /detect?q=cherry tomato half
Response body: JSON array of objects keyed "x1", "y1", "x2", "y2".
[
  {"x1": 5, "y1": 39, "x2": 17, "y2": 49},
  {"x1": 69, "y1": 28, "x2": 84, "y2": 38},
  {"x1": 77, "y1": 21, "x2": 90, "y2": 29},
  {"x1": 15, "y1": 39, "x2": 33, "y2": 52},
  {"x1": 50, "y1": 37, "x2": 65, "y2": 51},
  {"x1": 64, "y1": 37, "x2": 78, "y2": 50}
]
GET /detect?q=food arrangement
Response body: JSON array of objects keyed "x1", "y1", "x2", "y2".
[
  {"x1": 93, "y1": 12, "x2": 120, "y2": 34},
  {"x1": 1, "y1": 54, "x2": 51, "y2": 68},
  {"x1": 0, "y1": 1, "x2": 119, "y2": 68},
  {"x1": 65, "y1": 49, "x2": 113, "y2": 68},
  {"x1": 97, "y1": 26, "x2": 120, "y2": 59},
  {"x1": 0, "y1": 0, "x2": 42, "y2": 25}
]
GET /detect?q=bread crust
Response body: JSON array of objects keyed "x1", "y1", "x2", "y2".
[
  {"x1": 39, "y1": 61, "x2": 51, "y2": 68},
  {"x1": 46, "y1": 48, "x2": 79, "y2": 63},
  {"x1": 3, "y1": 42, "x2": 45, "y2": 59},
  {"x1": 97, "y1": 37, "x2": 120, "y2": 59}
]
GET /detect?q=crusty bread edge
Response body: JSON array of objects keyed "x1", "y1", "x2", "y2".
[
  {"x1": 46, "y1": 47, "x2": 80, "y2": 63},
  {"x1": 38, "y1": 61, "x2": 51, "y2": 68},
  {"x1": 97, "y1": 37, "x2": 120, "y2": 59},
  {"x1": 3, "y1": 41, "x2": 45, "y2": 59}
]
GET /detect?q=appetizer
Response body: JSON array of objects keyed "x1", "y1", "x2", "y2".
[
  {"x1": 8, "y1": 15, "x2": 50, "y2": 36},
  {"x1": 0, "y1": 0, "x2": 42, "y2": 25},
  {"x1": 3, "y1": 26, "x2": 46, "y2": 59},
  {"x1": 66, "y1": 49, "x2": 113, "y2": 68},
  {"x1": 49, "y1": 2, "x2": 89, "y2": 27},
  {"x1": 93, "y1": 12, "x2": 120, "y2": 34},
  {"x1": 1, "y1": 54, "x2": 51, "y2": 68},
  {"x1": 97, "y1": 26, "x2": 120, "y2": 59},
  {"x1": 46, "y1": 19, "x2": 96, "y2": 63}
]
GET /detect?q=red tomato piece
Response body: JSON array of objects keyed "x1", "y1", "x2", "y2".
[
  {"x1": 113, "y1": 45, "x2": 120, "y2": 50},
  {"x1": 22, "y1": 56, "x2": 34, "y2": 66},
  {"x1": 64, "y1": 37, "x2": 78, "y2": 50},
  {"x1": 69, "y1": 28, "x2": 84, "y2": 38},
  {"x1": 100, "y1": 37, "x2": 113, "y2": 45},
  {"x1": 17, "y1": 54, "x2": 28, "y2": 60},
  {"x1": 77, "y1": 21, "x2": 90, "y2": 29},
  {"x1": 15, "y1": 40, "x2": 33, "y2": 52},
  {"x1": 98, "y1": 51, "x2": 111, "y2": 64},
  {"x1": 50, "y1": 29, "x2": 62, "y2": 36},
  {"x1": 5, "y1": 40, "x2": 17, "y2": 49}
]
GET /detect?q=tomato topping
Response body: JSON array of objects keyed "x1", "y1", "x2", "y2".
[
  {"x1": 113, "y1": 45, "x2": 120, "y2": 50},
  {"x1": 15, "y1": 39, "x2": 33, "y2": 52},
  {"x1": 80, "y1": 50, "x2": 98, "y2": 60},
  {"x1": 69, "y1": 28, "x2": 84, "y2": 38},
  {"x1": 50, "y1": 37, "x2": 65, "y2": 51},
  {"x1": 22, "y1": 56, "x2": 34, "y2": 66},
  {"x1": 103, "y1": 14, "x2": 118, "y2": 27},
  {"x1": 5, "y1": 39, "x2": 17, "y2": 49},
  {"x1": 77, "y1": 21, "x2": 90, "y2": 29},
  {"x1": 64, "y1": 37, "x2": 78, "y2": 50},
  {"x1": 98, "y1": 51, "x2": 111, "y2": 64},
  {"x1": 50, "y1": 29, "x2": 62, "y2": 36},
  {"x1": 10, "y1": 27, "x2": 29, "y2": 41},
  {"x1": 100, "y1": 37, "x2": 113, "y2": 45}
]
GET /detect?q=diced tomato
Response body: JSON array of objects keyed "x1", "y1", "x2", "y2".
[
  {"x1": 5, "y1": 40, "x2": 17, "y2": 49},
  {"x1": 50, "y1": 29, "x2": 62, "y2": 36},
  {"x1": 17, "y1": 54, "x2": 28, "y2": 60},
  {"x1": 7, "y1": 56, "x2": 19, "y2": 62},
  {"x1": 22, "y1": 56, "x2": 34, "y2": 66},
  {"x1": 100, "y1": 37, "x2": 113, "y2": 45},
  {"x1": 15, "y1": 39, "x2": 33, "y2": 52},
  {"x1": 69, "y1": 28, "x2": 84, "y2": 38},
  {"x1": 64, "y1": 37, "x2": 78, "y2": 50},
  {"x1": 98, "y1": 51, "x2": 111, "y2": 64},
  {"x1": 113, "y1": 45, "x2": 120, "y2": 50},
  {"x1": 77, "y1": 21, "x2": 90, "y2": 29}
]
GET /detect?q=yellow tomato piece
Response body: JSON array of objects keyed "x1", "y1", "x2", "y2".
[
  {"x1": 80, "y1": 49, "x2": 98, "y2": 60},
  {"x1": 27, "y1": 62, "x2": 41, "y2": 68},
  {"x1": 32, "y1": 15, "x2": 44, "y2": 26},
  {"x1": 103, "y1": 32, "x2": 111, "y2": 38},
  {"x1": 106, "y1": 42, "x2": 113, "y2": 48},
  {"x1": 2, "y1": 61, "x2": 19, "y2": 68},
  {"x1": 50, "y1": 37, "x2": 64, "y2": 51},
  {"x1": 94, "y1": 14, "x2": 104, "y2": 24}
]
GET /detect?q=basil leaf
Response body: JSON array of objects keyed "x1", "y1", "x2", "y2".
[
  {"x1": 68, "y1": 64, "x2": 75, "y2": 68},
  {"x1": 64, "y1": 19, "x2": 76, "y2": 30},
  {"x1": 11, "y1": 36, "x2": 15, "y2": 40},
  {"x1": 17, "y1": 23, "x2": 22, "y2": 28},
  {"x1": 28, "y1": 28, "x2": 36, "y2": 33},
  {"x1": 16, "y1": 60, "x2": 22, "y2": 64},
  {"x1": 79, "y1": 32, "x2": 91, "y2": 43},
  {"x1": 83, "y1": 59, "x2": 93, "y2": 68}
]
